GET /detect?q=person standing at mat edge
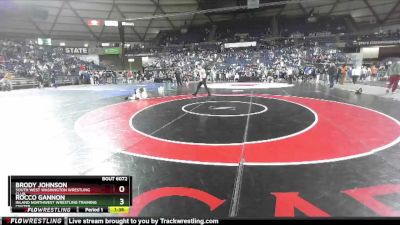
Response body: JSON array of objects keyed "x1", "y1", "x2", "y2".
[
  {"x1": 328, "y1": 63, "x2": 337, "y2": 88},
  {"x1": 193, "y1": 65, "x2": 211, "y2": 96},
  {"x1": 339, "y1": 64, "x2": 347, "y2": 85},
  {"x1": 175, "y1": 68, "x2": 183, "y2": 86},
  {"x1": 386, "y1": 60, "x2": 400, "y2": 94}
]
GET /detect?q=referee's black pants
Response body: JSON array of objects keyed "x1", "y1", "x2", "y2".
[{"x1": 193, "y1": 78, "x2": 210, "y2": 96}]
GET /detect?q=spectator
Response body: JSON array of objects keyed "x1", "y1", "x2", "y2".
[
  {"x1": 340, "y1": 64, "x2": 347, "y2": 84},
  {"x1": 386, "y1": 60, "x2": 400, "y2": 93},
  {"x1": 328, "y1": 63, "x2": 337, "y2": 88}
]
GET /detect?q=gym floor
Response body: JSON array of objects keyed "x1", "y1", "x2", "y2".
[{"x1": 0, "y1": 82, "x2": 399, "y2": 217}]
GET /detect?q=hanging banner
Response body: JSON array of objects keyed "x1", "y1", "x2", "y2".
[
  {"x1": 224, "y1": 41, "x2": 256, "y2": 48},
  {"x1": 38, "y1": 38, "x2": 51, "y2": 46},
  {"x1": 64, "y1": 47, "x2": 89, "y2": 55},
  {"x1": 122, "y1": 22, "x2": 134, "y2": 26},
  {"x1": 357, "y1": 40, "x2": 400, "y2": 46},
  {"x1": 104, "y1": 47, "x2": 122, "y2": 55},
  {"x1": 87, "y1": 19, "x2": 103, "y2": 26},
  {"x1": 247, "y1": 0, "x2": 259, "y2": 9},
  {"x1": 104, "y1": 20, "x2": 118, "y2": 27}
]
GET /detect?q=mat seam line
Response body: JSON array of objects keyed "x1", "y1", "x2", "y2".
[{"x1": 229, "y1": 93, "x2": 253, "y2": 217}]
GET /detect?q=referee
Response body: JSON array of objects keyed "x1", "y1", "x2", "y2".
[{"x1": 192, "y1": 65, "x2": 211, "y2": 96}]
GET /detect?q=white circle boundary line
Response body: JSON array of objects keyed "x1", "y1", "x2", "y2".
[
  {"x1": 74, "y1": 92, "x2": 400, "y2": 166},
  {"x1": 181, "y1": 101, "x2": 268, "y2": 117},
  {"x1": 213, "y1": 94, "x2": 400, "y2": 166},
  {"x1": 129, "y1": 96, "x2": 319, "y2": 146},
  {"x1": 116, "y1": 151, "x2": 239, "y2": 166}
]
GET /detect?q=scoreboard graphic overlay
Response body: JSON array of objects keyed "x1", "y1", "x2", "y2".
[{"x1": 8, "y1": 176, "x2": 132, "y2": 213}]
